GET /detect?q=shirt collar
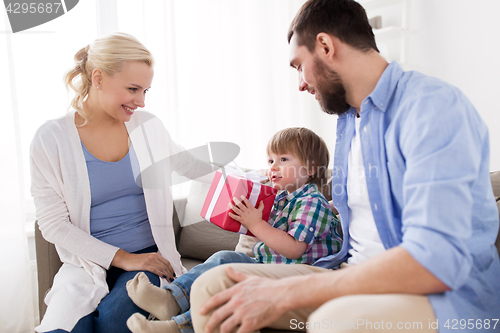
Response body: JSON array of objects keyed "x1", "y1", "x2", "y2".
[
  {"x1": 276, "y1": 182, "x2": 318, "y2": 202},
  {"x1": 363, "y1": 61, "x2": 404, "y2": 113},
  {"x1": 338, "y1": 107, "x2": 358, "y2": 119}
]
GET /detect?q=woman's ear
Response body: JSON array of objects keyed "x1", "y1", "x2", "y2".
[{"x1": 92, "y1": 68, "x2": 103, "y2": 89}]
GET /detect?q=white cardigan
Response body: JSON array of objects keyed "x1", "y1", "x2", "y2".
[{"x1": 31, "y1": 111, "x2": 210, "y2": 332}]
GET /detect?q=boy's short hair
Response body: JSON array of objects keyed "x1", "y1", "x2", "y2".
[{"x1": 266, "y1": 127, "x2": 329, "y2": 189}]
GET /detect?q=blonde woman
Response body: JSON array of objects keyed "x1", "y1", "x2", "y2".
[{"x1": 30, "y1": 33, "x2": 211, "y2": 333}]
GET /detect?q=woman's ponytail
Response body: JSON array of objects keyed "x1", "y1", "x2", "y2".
[{"x1": 64, "y1": 45, "x2": 91, "y2": 125}]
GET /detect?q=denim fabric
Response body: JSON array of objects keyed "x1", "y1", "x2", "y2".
[
  {"x1": 167, "y1": 251, "x2": 259, "y2": 333},
  {"x1": 43, "y1": 245, "x2": 159, "y2": 333},
  {"x1": 173, "y1": 313, "x2": 193, "y2": 333},
  {"x1": 44, "y1": 313, "x2": 94, "y2": 333}
]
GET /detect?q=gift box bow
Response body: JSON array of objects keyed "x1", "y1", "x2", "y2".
[{"x1": 201, "y1": 170, "x2": 277, "y2": 236}]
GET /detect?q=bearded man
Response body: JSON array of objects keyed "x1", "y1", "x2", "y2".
[{"x1": 190, "y1": 1, "x2": 500, "y2": 332}]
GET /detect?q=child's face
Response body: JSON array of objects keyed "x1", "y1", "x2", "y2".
[{"x1": 267, "y1": 151, "x2": 311, "y2": 193}]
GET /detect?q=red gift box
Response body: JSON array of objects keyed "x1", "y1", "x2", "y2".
[{"x1": 201, "y1": 170, "x2": 278, "y2": 236}]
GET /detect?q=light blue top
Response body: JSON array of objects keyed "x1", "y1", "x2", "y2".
[
  {"x1": 82, "y1": 142, "x2": 156, "y2": 253},
  {"x1": 313, "y1": 62, "x2": 500, "y2": 331}
]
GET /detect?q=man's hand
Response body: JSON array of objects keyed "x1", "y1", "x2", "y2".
[
  {"x1": 199, "y1": 266, "x2": 288, "y2": 333},
  {"x1": 229, "y1": 196, "x2": 266, "y2": 230}
]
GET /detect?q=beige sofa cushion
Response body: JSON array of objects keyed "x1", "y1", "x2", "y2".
[
  {"x1": 178, "y1": 180, "x2": 239, "y2": 261},
  {"x1": 490, "y1": 171, "x2": 500, "y2": 253},
  {"x1": 235, "y1": 234, "x2": 259, "y2": 257}
]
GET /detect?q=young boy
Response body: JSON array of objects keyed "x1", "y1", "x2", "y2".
[{"x1": 126, "y1": 127, "x2": 342, "y2": 333}]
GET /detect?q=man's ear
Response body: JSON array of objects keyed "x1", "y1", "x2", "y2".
[
  {"x1": 315, "y1": 33, "x2": 335, "y2": 61},
  {"x1": 91, "y1": 68, "x2": 103, "y2": 88}
]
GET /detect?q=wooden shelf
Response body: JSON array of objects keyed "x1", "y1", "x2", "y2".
[
  {"x1": 358, "y1": 0, "x2": 402, "y2": 12},
  {"x1": 359, "y1": 0, "x2": 411, "y2": 67},
  {"x1": 374, "y1": 26, "x2": 404, "y2": 39}
]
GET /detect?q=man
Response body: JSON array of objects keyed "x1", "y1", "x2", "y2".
[{"x1": 190, "y1": 0, "x2": 500, "y2": 332}]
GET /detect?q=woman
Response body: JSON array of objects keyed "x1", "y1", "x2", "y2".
[{"x1": 30, "y1": 32, "x2": 211, "y2": 332}]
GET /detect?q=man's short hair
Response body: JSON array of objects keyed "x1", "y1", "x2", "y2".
[{"x1": 288, "y1": 0, "x2": 379, "y2": 53}]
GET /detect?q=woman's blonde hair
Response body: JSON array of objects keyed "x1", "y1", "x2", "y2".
[{"x1": 64, "y1": 32, "x2": 154, "y2": 125}]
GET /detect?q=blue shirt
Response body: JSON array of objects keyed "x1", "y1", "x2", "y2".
[
  {"x1": 313, "y1": 62, "x2": 500, "y2": 331},
  {"x1": 82, "y1": 142, "x2": 156, "y2": 253}
]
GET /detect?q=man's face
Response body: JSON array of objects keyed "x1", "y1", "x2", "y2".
[{"x1": 289, "y1": 35, "x2": 351, "y2": 116}]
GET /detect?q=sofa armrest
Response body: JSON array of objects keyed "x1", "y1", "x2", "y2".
[{"x1": 35, "y1": 221, "x2": 62, "y2": 321}]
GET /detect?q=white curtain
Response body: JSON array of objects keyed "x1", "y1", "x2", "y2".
[
  {"x1": 110, "y1": 0, "x2": 337, "y2": 170},
  {"x1": 0, "y1": 20, "x2": 35, "y2": 333},
  {"x1": 1, "y1": 0, "x2": 337, "y2": 329},
  {"x1": 1, "y1": 2, "x2": 98, "y2": 330}
]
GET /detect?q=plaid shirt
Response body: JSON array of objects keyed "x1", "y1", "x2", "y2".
[{"x1": 253, "y1": 183, "x2": 342, "y2": 264}]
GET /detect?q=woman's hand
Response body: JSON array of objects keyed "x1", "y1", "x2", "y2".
[
  {"x1": 111, "y1": 249, "x2": 176, "y2": 281},
  {"x1": 228, "y1": 196, "x2": 265, "y2": 231}
]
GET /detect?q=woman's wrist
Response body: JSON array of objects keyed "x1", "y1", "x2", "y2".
[{"x1": 110, "y1": 248, "x2": 129, "y2": 269}]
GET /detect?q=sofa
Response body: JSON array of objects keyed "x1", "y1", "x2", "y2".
[{"x1": 35, "y1": 171, "x2": 500, "y2": 322}]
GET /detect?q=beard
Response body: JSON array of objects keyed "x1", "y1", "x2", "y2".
[{"x1": 313, "y1": 57, "x2": 351, "y2": 116}]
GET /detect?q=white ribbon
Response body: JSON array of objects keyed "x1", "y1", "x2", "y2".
[
  {"x1": 237, "y1": 182, "x2": 261, "y2": 235},
  {"x1": 203, "y1": 173, "x2": 226, "y2": 221},
  {"x1": 248, "y1": 182, "x2": 261, "y2": 206},
  {"x1": 204, "y1": 169, "x2": 263, "y2": 235},
  {"x1": 224, "y1": 161, "x2": 267, "y2": 183},
  {"x1": 238, "y1": 224, "x2": 249, "y2": 235}
]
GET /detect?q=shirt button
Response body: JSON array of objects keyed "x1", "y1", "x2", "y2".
[
  {"x1": 309, "y1": 227, "x2": 314, "y2": 232},
  {"x1": 374, "y1": 203, "x2": 378, "y2": 211},
  {"x1": 363, "y1": 126, "x2": 367, "y2": 133}
]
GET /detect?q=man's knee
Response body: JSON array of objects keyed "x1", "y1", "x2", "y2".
[
  {"x1": 307, "y1": 294, "x2": 436, "y2": 333},
  {"x1": 190, "y1": 265, "x2": 234, "y2": 333},
  {"x1": 308, "y1": 297, "x2": 358, "y2": 333},
  {"x1": 191, "y1": 264, "x2": 234, "y2": 300}
]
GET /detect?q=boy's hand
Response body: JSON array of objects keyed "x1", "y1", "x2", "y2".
[{"x1": 229, "y1": 195, "x2": 265, "y2": 230}]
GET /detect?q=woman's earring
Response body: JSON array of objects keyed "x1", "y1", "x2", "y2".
[{"x1": 96, "y1": 86, "x2": 99, "y2": 89}]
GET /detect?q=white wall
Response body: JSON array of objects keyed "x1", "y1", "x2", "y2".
[{"x1": 408, "y1": 0, "x2": 500, "y2": 171}]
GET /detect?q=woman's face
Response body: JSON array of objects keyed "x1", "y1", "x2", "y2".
[{"x1": 96, "y1": 61, "x2": 154, "y2": 122}]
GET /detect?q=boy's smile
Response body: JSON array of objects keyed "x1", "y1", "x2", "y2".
[{"x1": 267, "y1": 152, "x2": 311, "y2": 193}]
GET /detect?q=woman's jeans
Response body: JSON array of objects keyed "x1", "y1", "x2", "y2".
[
  {"x1": 43, "y1": 245, "x2": 160, "y2": 333},
  {"x1": 168, "y1": 251, "x2": 259, "y2": 333}
]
